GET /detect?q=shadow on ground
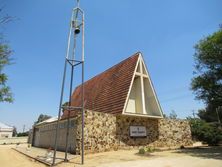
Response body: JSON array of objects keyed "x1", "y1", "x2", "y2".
[
  {"x1": 174, "y1": 146, "x2": 222, "y2": 160},
  {"x1": 135, "y1": 152, "x2": 156, "y2": 157}
]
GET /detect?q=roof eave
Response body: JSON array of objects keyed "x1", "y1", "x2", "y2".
[{"x1": 122, "y1": 112, "x2": 163, "y2": 119}]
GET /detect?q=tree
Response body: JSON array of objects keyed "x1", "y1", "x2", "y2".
[
  {"x1": 0, "y1": 42, "x2": 13, "y2": 102},
  {"x1": 0, "y1": 9, "x2": 13, "y2": 103},
  {"x1": 197, "y1": 105, "x2": 222, "y2": 122},
  {"x1": 62, "y1": 101, "x2": 69, "y2": 113},
  {"x1": 188, "y1": 117, "x2": 222, "y2": 145},
  {"x1": 34, "y1": 114, "x2": 52, "y2": 125},
  {"x1": 12, "y1": 126, "x2": 17, "y2": 137},
  {"x1": 168, "y1": 110, "x2": 177, "y2": 119},
  {"x1": 191, "y1": 29, "x2": 222, "y2": 122},
  {"x1": 17, "y1": 131, "x2": 29, "y2": 137}
]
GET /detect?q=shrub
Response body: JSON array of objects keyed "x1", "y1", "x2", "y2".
[
  {"x1": 138, "y1": 148, "x2": 146, "y2": 154},
  {"x1": 189, "y1": 118, "x2": 222, "y2": 145},
  {"x1": 17, "y1": 131, "x2": 29, "y2": 137},
  {"x1": 138, "y1": 146, "x2": 155, "y2": 154},
  {"x1": 180, "y1": 145, "x2": 185, "y2": 149},
  {"x1": 113, "y1": 144, "x2": 118, "y2": 151},
  {"x1": 146, "y1": 146, "x2": 154, "y2": 152}
]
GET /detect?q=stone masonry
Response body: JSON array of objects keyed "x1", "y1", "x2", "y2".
[{"x1": 75, "y1": 110, "x2": 192, "y2": 154}]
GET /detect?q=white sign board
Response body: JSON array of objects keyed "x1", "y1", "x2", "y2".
[{"x1": 130, "y1": 126, "x2": 147, "y2": 137}]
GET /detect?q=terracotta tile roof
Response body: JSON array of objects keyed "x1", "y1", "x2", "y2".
[{"x1": 62, "y1": 52, "x2": 140, "y2": 118}]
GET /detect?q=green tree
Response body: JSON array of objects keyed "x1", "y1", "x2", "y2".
[
  {"x1": 168, "y1": 110, "x2": 177, "y2": 119},
  {"x1": 0, "y1": 42, "x2": 13, "y2": 102},
  {"x1": 197, "y1": 105, "x2": 222, "y2": 122},
  {"x1": 191, "y1": 29, "x2": 222, "y2": 122},
  {"x1": 188, "y1": 118, "x2": 222, "y2": 145},
  {"x1": 62, "y1": 101, "x2": 69, "y2": 113},
  {"x1": 34, "y1": 114, "x2": 52, "y2": 125},
  {"x1": 0, "y1": 9, "x2": 13, "y2": 103},
  {"x1": 17, "y1": 131, "x2": 29, "y2": 137}
]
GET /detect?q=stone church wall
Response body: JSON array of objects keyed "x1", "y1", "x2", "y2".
[
  {"x1": 30, "y1": 110, "x2": 192, "y2": 155},
  {"x1": 75, "y1": 110, "x2": 192, "y2": 154}
]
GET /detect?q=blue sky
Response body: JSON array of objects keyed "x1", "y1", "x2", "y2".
[{"x1": 0, "y1": 0, "x2": 222, "y2": 132}]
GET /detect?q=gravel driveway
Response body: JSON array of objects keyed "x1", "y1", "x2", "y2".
[
  {"x1": 1, "y1": 144, "x2": 222, "y2": 167},
  {"x1": 98, "y1": 155, "x2": 222, "y2": 167}
]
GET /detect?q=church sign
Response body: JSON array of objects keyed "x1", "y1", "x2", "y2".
[{"x1": 130, "y1": 126, "x2": 147, "y2": 137}]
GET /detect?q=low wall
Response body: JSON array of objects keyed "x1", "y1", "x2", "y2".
[
  {"x1": 32, "y1": 119, "x2": 77, "y2": 153},
  {"x1": 155, "y1": 119, "x2": 192, "y2": 147},
  {"x1": 75, "y1": 110, "x2": 192, "y2": 154},
  {"x1": 0, "y1": 131, "x2": 13, "y2": 138},
  {"x1": 0, "y1": 137, "x2": 28, "y2": 145}
]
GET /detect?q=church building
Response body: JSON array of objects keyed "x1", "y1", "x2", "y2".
[{"x1": 31, "y1": 52, "x2": 192, "y2": 154}]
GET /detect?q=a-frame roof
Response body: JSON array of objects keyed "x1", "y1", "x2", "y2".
[
  {"x1": 62, "y1": 52, "x2": 163, "y2": 119},
  {"x1": 62, "y1": 52, "x2": 140, "y2": 118}
]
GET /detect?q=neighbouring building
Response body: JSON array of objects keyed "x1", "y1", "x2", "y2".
[
  {"x1": 30, "y1": 52, "x2": 192, "y2": 154},
  {"x1": 0, "y1": 121, "x2": 13, "y2": 138}
]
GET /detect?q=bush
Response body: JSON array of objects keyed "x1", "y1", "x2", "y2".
[
  {"x1": 138, "y1": 148, "x2": 146, "y2": 154},
  {"x1": 189, "y1": 118, "x2": 222, "y2": 145},
  {"x1": 17, "y1": 131, "x2": 29, "y2": 137},
  {"x1": 146, "y1": 146, "x2": 154, "y2": 152},
  {"x1": 113, "y1": 144, "x2": 118, "y2": 151},
  {"x1": 138, "y1": 146, "x2": 155, "y2": 154}
]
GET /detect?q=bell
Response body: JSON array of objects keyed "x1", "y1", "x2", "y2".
[{"x1": 74, "y1": 27, "x2": 80, "y2": 34}]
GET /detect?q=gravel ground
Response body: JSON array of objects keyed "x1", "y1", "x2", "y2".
[
  {"x1": 0, "y1": 144, "x2": 222, "y2": 167},
  {"x1": 98, "y1": 155, "x2": 222, "y2": 167},
  {"x1": 0, "y1": 144, "x2": 45, "y2": 167}
]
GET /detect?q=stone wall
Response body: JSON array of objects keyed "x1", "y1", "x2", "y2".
[
  {"x1": 30, "y1": 110, "x2": 192, "y2": 154},
  {"x1": 154, "y1": 119, "x2": 192, "y2": 147},
  {"x1": 75, "y1": 110, "x2": 192, "y2": 154},
  {"x1": 75, "y1": 111, "x2": 117, "y2": 154},
  {"x1": 116, "y1": 115, "x2": 159, "y2": 148}
]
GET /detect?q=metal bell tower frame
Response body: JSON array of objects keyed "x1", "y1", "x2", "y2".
[{"x1": 52, "y1": 0, "x2": 85, "y2": 165}]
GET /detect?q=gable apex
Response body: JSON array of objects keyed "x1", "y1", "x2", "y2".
[{"x1": 123, "y1": 53, "x2": 163, "y2": 118}]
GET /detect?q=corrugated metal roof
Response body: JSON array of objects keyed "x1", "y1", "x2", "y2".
[
  {"x1": 0, "y1": 122, "x2": 13, "y2": 130},
  {"x1": 35, "y1": 117, "x2": 57, "y2": 126}
]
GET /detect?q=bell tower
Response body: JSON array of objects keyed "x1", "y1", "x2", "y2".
[{"x1": 52, "y1": 0, "x2": 85, "y2": 165}]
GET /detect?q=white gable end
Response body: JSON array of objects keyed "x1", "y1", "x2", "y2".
[{"x1": 123, "y1": 53, "x2": 163, "y2": 118}]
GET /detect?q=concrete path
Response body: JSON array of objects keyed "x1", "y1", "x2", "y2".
[{"x1": 13, "y1": 144, "x2": 76, "y2": 166}]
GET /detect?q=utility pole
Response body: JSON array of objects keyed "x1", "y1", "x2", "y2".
[{"x1": 23, "y1": 125, "x2": 25, "y2": 133}]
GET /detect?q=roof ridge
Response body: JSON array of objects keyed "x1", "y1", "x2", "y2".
[{"x1": 76, "y1": 52, "x2": 140, "y2": 89}]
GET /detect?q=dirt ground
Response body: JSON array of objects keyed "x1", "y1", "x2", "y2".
[
  {"x1": 0, "y1": 144, "x2": 222, "y2": 167},
  {"x1": 0, "y1": 144, "x2": 44, "y2": 167}
]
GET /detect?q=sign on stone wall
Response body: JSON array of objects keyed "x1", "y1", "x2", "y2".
[{"x1": 130, "y1": 126, "x2": 146, "y2": 137}]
